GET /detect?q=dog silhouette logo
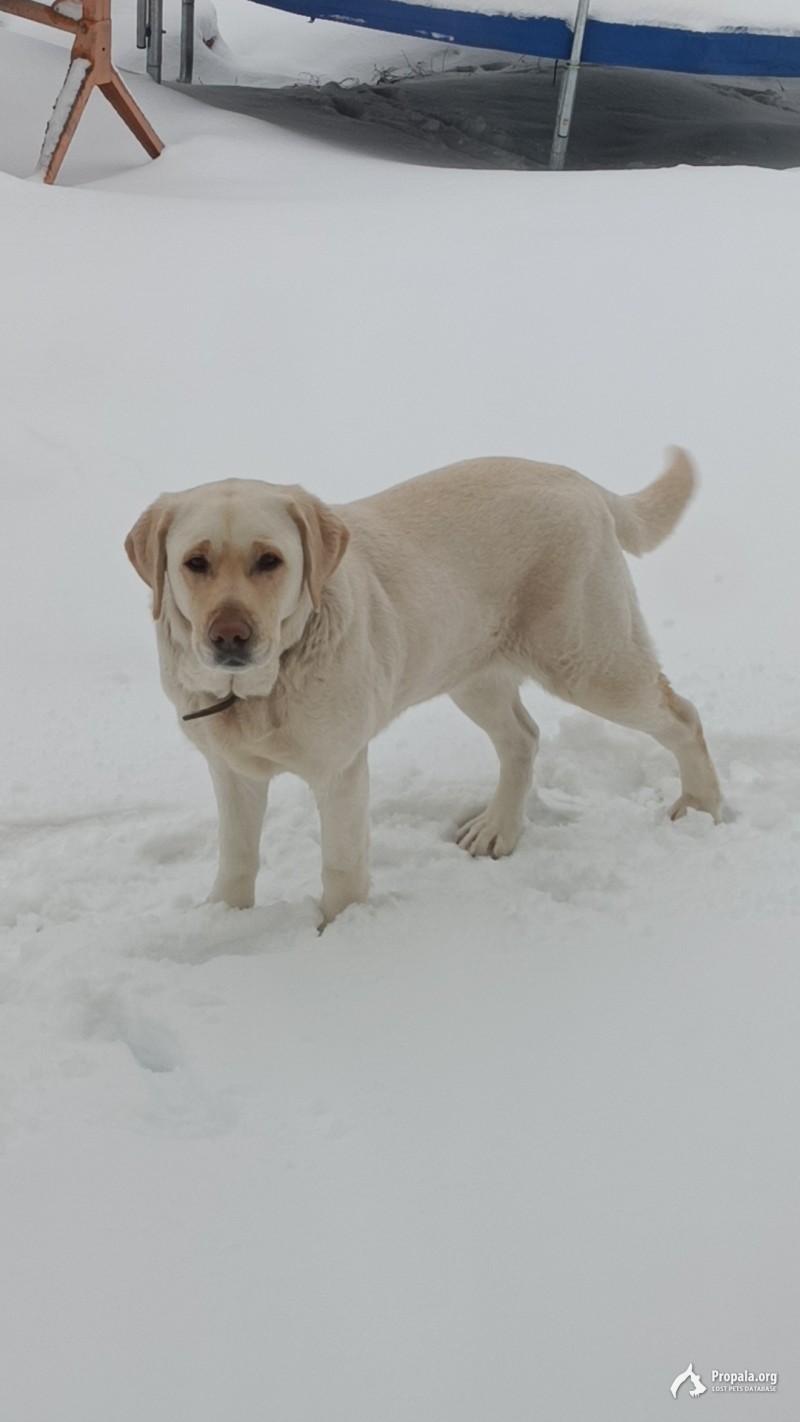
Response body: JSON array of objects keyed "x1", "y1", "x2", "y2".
[{"x1": 670, "y1": 1364, "x2": 707, "y2": 1398}]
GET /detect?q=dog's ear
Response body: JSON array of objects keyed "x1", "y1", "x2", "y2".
[
  {"x1": 288, "y1": 493, "x2": 350, "y2": 611},
  {"x1": 125, "y1": 497, "x2": 174, "y2": 620}
]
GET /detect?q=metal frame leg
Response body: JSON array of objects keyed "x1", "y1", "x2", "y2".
[
  {"x1": 179, "y1": 0, "x2": 195, "y2": 83},
  {"x1": 550, "y1": 0, "x2": 591, "y2": 171},
  {"x1": 146, "y1": 0, "x2": 164, "y2": 83}
]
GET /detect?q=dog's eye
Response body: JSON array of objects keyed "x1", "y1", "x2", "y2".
[
  {"x1": 254, "y1": 553, "x2": 282, "y2": 573},
  {"x1": 185, "y1": 555, "x2": 210, "y2": 573}
]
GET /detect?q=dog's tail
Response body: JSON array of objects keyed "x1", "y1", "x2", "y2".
[{"x1": 601, "y1": 447, "x2": 697, "y2": 557}]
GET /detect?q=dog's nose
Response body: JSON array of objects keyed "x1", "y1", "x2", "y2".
[{"x1": 208, "y1": 612, "x2": 253, "y2": 661}]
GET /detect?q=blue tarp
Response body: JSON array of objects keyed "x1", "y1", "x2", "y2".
[{"x1": 251, "y1": 0, "x2": 800, "y2": 77}]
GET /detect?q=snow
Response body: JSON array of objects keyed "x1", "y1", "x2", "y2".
[
  {"x1": 36, "y1": 55, "x2": 90, "y2": 174},
  {"x1": 1, "y1": 5, "x2": 800, "y2": 1420},
  {"x1": 389, "y1": 0, "x2": 800, "y2": 36}
]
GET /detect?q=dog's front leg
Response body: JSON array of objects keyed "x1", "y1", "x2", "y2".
[
  {"x1": 314, "y1": 749, "x2": 370, "y2": 926},
  {"x1": 207, "y1": 759, "x2": 270, "y2": 909}
]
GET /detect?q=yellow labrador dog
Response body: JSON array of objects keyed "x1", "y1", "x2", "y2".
[{"x1": 126, "y1": 451, "x2": 720, "y2": 924}]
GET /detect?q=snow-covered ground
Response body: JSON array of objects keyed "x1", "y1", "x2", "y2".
[{"x1": 1, "y1": 5, "x2": 799, "y2": 1418}]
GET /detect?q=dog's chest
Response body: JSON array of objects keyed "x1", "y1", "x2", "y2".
[{"x1": 183, "y1": 700, "x2": 308, "y2": 781}]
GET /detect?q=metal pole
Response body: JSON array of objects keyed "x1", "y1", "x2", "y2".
[
  {"x1": 549, "y1": 0, "x2": 591, "y2": 171},
  {"x1": 135, "y1": 0, "x2": 147, "y2": 49},
  {"x1": 179, "y1": 0, "x2": 194, "y2": 83},
  {"x1": 146, "y1": 0, "x2": 163, "y2": 83}
]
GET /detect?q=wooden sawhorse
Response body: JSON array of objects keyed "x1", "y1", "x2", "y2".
[{"x1": 0, "y1": 0, "x2": 163, "y2": 182}]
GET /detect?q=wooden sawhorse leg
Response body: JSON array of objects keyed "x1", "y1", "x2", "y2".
[{"x1": 35, "y1": 0, "x2": 163, "y2": 183}]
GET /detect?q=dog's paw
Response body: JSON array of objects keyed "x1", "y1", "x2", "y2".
[
  {"x1": 456, "y1": 809, "x2": 521, "y2": 859},
  {"x1": 319, "y1": 868, "x2": 369, "y2": 927},
  {"x1": 205, "y1": 880, "x2": 256, "y2": 910},
  {"x1": 668, "y1": 793, "x2": 722, "y2": 825}
]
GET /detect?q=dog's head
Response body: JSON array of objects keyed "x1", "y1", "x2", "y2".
[{"x1": 125, "y1": 478, "x2": 349, "y2": 696}]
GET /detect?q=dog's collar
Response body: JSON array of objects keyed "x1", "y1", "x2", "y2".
[{"x1": 182, "y1": 692, "x2": 239, "y2": 722}]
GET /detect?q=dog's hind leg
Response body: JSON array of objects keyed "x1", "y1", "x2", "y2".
[
  {"x1": 650, "y1": 673, "x2": 722, "y2": 822},
  {"x1": 565, "y1": 657, "x2": 722, "y2": 823},
  {"x1": 451, "y1": 670, "x2": 540, "y2": 857}
]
